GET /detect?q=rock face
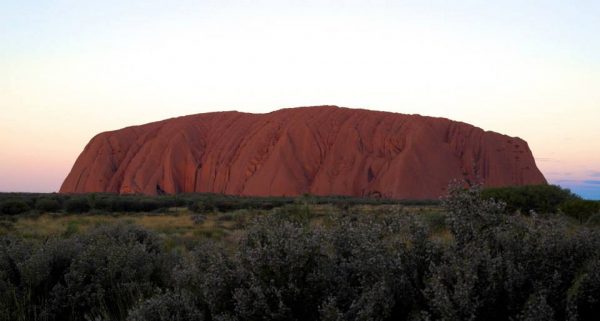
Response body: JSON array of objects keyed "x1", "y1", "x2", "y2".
[{"x1": 60, "y1": 106, "x2": 547, "y2": 199}]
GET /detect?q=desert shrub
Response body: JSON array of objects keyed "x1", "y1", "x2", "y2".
[
  {"x1": 0, "y1": 199, "x2": 30, "y2": 215},
  {"x1": 107, "y1": 197, "x2": 139, "y2": 212},
  {"x1": 92, "y1": 195, "x2": 178, "y2": 213},
  {"x1": 20, "y1": 238, "x2": 82, "y2": 320},
  {"x1": 126, "y1": 291, "x2": 204, "y2": 321},
  {"x1": 92, "y1": 196, "x2": 114, "y2": 212},
  {"x1": 426, "y1": 242, "x2": 505, "y2": 321},
  {"x1": 188, "y1": 198, "x2": 216, "y2": 213},
  {"x1": 271, "y1": 203, "x2": 312, "y2": 224},
  {"x1": 137, "y1": 198, "x2": 161, "y2": 212},
  {"x1": 80, "y1": 194, "x2": 600, "y2": 320},
  {"x1": 0, "y1": 237, "x2": 82, "y2": 321},
  {"x1": 231, "y1": 218, "x2": 328, "y2": 320},
  {"x1": 426, "y1": 185, "x2": 507, "y2": 318},
  {"x1": 64, "y1": 197, "x2": 90, "y2": 213},
  {"x1": 255, "y1": 201, "x2": 276, "y2": 210},
  {"x1": 0, "y1": 237, "x2": 34, "y2": 321},
  {"x1": 518, "y1": 292, "x2": 555, "y2": 321},
  {"x1": 222, "y1": 213, "x2": 440, "y2": 321},
  {"x1": 136, "y1": 197, "x2": 181, "y2": 212},
  {"x1": 0, "y1": 224, "x2": 174, "y2": 321},
  {"x1": 443, "y1": 183, "x2": 507, "y2": 246},
  {"x1": 216, "y1": 212, "x2": 234, "y2": 221},
  {"x1": 35, "y1": 198, "x2": 61, "y2": 213},
  {"x1": 318, "y1": 217, "x2": 437, "y2": 321},
  {"x1": 2, "y1": 186, "x2": 600, "y2": 321},
  {"x1": 424, "y1": 222, "x2": 581, "y2": 320},
  {"x1": 214, "y1": 200, "x2": 238, "y2": 212},
  {"x1": 482, "y1": 184, "x2": 579, "y2": 214},
  {"x1": 186, "y1": 195, "x2": 252, "y2": 213},
  {"x1": 425, "y1": 183, "x2": 600, "y2": 321},
  {"x1": 190, "y1": 214, "x2": 206, "y2": 225},
  {"x1": 560, "y1": 199, "x2": 600, "y2": 223},
  {"x1": 51, "y1": 224, "x2": 171, "y2": 320},
  {"x1": 586, "y1": 213, "x2": 600, "y2": 226},
  {"x1": 420, "y1": 210, "x2": 447, "y2": 233},
  {"x1": 171, "y1": 241, "x2": 239, "y2": 319},
  {"x1": 565, "y1": 257, "x2": 600, "y2": 321}
]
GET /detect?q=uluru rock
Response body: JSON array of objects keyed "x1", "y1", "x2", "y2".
[{"x1": 60, "y1": 106, "x2": 547, "y2": 199}]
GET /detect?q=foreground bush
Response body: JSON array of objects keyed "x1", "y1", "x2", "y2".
[
  {"x1": 2, "y1": 185, "x2": 600, "y2": 320},
  {"x1": 0, "y1": 224, "x2": 173, "y2": 321},
  {"x1": 427, "y1": 184, "x2": 599, "y2": 321},
  {"x1": 127, "y1": 291, "x2": 204, "y2": 321}
]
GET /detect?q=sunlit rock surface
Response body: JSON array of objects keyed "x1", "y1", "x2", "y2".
[{"x1": 60, "y1": 106, "x2": 547, "y2": 198}]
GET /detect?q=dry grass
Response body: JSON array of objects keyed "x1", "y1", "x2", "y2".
[
  {"x1": 0, "y1": 210, "x2": 243, "y2": 240},
  {"x1": 0, "y1": 204, "x2": 447, "y2": 248}
]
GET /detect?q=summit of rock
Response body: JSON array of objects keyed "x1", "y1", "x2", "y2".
[{"x1": 60, "y1": 106, "x2": 547, "y2": 198}]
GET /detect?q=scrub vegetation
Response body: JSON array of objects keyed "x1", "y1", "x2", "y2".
[{"x1": 0, "y1": 185, "x2": 599, "y2": 320}]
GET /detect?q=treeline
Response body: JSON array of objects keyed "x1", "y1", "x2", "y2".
[
  {"x1": 3, "y1": 185, "x2": 598, "y2": 222},
  {"x1": 482, "y1": 184, "x2": 600, "y2": 223},
  {"x1": 0, "y1": 192, "x2": 437, "y2": 216},
  {"x1": 0, "y1": 193, "x2": 188, "y2": 215},
  {"x1": 1, "y1": 186, "x2": 600, "y2": 320}
]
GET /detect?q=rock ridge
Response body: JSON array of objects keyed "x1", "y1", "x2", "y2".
[{"x1": 60, "y1": 106, "x2": 547, "y2": 198}]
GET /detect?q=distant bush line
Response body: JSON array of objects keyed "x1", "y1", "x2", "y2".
[
  {"x1": 2, "y1": 185, "x2": 600, "y2": 320},
  {"x1": 0, "y1": 192, "x2": 438, "y2": 216},
  {"x1": 2, "y1": 185, "x2": 598, "y2": 224},
  {"x1": 481, "y1": 184, "x2": 579, "y2": 213},
  {"x1": 482, "y1": 184, "x2": 600, "y2": 223}
]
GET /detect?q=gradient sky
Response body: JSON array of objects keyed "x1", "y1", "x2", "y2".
[{"x1": 1, "y1": 0, "x2": 599, "y2": 199}]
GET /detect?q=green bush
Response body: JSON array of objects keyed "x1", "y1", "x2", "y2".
[
  {"x1": 481, "y1": 184, "x2": 579, "y2": 214},
  {"x1": 0, "y1": 199, "x2": 30, "y2": 215},
  {"x1": 586, "y1": 213, "x2": 600, "y2": 226},
  {"x1": 188, "y1": 199, "x2": 215, "y2": 213},
  {"x1": 126, "y1": 291, "x2": 204, "y2": 321},
  {"x1": 3, "y1": 187, "x2": 600, "y2": 321},
  {"x1": 35, "y1": 198, "x2": 61, "y2": 213},
  {"x1": 567, "y1": 258, "x2": 600, "y2": 321},
  {"x1": 271, "y1": 203, "x2": 312, "y2": 224},
  {"x1": 0, "y1": 192, "x2": 431, "y2": 216},
  {"x1": 560, "y1": 199, "x2": 600, "y2": 223},
  {"x1": 64, "y1": 197, "x2": 90, "y2": 213},
  {"x1": 427, "y1": 184, "x2": 598, "y2": 321},
  {"x1": 56, "y1": 226, "x2": 167, "y2": 319},
  {"x1": 91, "y1": 195, "x2": 181, "y2": 213},
  {"x1": 421, "y1": 210, "x2": 447, "y2": 233},
  {"x1": 0, "y1": 224, "x2": 172, "y2": 321}
]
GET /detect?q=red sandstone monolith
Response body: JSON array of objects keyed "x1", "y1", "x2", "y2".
[{"x1": 60, "y1": 106, "x2": 547, "y2": 198}]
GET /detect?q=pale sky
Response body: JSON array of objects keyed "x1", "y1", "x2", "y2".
[{"x1": 1, "y1": 0, "x2": 599, "y2": 199}]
